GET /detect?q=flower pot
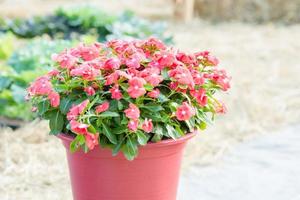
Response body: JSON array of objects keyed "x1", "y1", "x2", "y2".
[{"x1": 58, "y1": 133, "x2": 195, "y2": 200}]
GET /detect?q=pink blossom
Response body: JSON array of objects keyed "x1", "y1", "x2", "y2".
[
  {"x1": 142, "y1": 118, "x2": 153, "y2": 133},
  {"x1": 210, "y1": 69, "x2": 231, "y2": 91},
  {"x1": 48, "y1": 91, "x2": 60, "y2": 107},
  {"x1": 95, "y1": 102, "x2": 110, "y2": 114},
  {"x1": 169, "y1": 66, "x2": 195, "y2": 89},
  {"x1": 175, "y1": 102, "x2": 195, "y2": 121},
  {"x1": 195, "y1": 51, "x2": 219, "y2": 66},
  {"x1": 147, "y1": 89, "x2": 160, "y2": 98},
  {"x1": 176, "y1": 52, "x2": 196, "y2": 65},
  {"x1": 84, "y1": 86, "x2": 96, "y2": 96},
  {"x1": 77, "y1": 44, "x2": 99, "y2": 61},
  {"x1": 105, "y1": 71, "x2": 119, "y2": 85},
  {"x1": 140, "y1": 67, "x2": 163, "y2": 87},
  {"x1": 191, "y1": 70, "x2": 205, "y2": 85},
  {"x1": 127, "y1": 77, "x2": 146, "y2": 98},
  {"x1": 70, "y1": 63, "x2": 100, "y2": 81},
  {"x1": 70, "y1": 120, "x2": 89, "y2": 135},
  {"x1": 155, "y1": 52, "x2": 175, "y2": 68},
  {"x1": 103, "y1": 58, "x2": 121, "y2": 70},
  {"x1": 48, "y1": 69, "x2": 60, "y2": 77},
  {"x1": 27, "y1": 76, "x2": 52, "y2": 96},
  {"x1": 128, "y1": 119, "x2": 139, "y2": 132},
  {"x1": 124, "y1": 103, "x2": 140, "y2": 119},
  {"x1": 214, "y1": 101, "x2": 227, "y2": 114},
  {"x1": 142, "y1": 37, "x2": 166, "y2": 56},
  {"x1": 52, "y1": 52, "x2": 77, "y2": 69},
  {"x1": 190, "y1": 88, "x2": 207, "y2": 107},
  {"x1": 109, "y1": 85, "x2": 123, "y2": 100},
  {"x1": 85, "y1": 132, "x2": 99, "y2": 150},
  {"x1": 67, "y1": 100, "x2": 89, "y2": 121}
]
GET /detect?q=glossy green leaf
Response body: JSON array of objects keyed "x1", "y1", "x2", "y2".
[
  {"x1": 136, "y1": 131, "x2": 150, "y2": 146},
  {"x1": 49, "y1": 110, "x2": 64, "y2": 135},
  {"x1": 102, "y1": 123, "x2": 117, "y2": 144}
]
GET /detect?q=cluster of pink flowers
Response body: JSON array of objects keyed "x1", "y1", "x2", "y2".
[{"x1": 27, "y1": 38, "x2": 230, "y2": 152}]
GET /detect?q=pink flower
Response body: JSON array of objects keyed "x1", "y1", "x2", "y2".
[
  {"x1": 176, "y1": 52, "x2": 196, "y2": 65},
  {"x1": 85, "y1": 132, "x2": 99, "y2": 150},
  {"x1": 48, "y1": 91, "x2": 60, "y2": 107},
  {"x1": 103, "y1": 58, "x2": 121, "y2": 70},
  {"x1": 175, "y1": 102, "x2": 195, "y2": 121},
  {"x1": 147, "y1": 89, "x2": 160, "y2": 98},
  {"x1": 67, "y1": 100, "x2": 89, "y2": 121},
  {"x1": 155, "y1": 52, "x2": 175, "y2": 68},
  {"x1": 109, "y1": 85, "x2": 123, "y2": 100},
  {"x1": 168, "y1": 66, "x2": 195, "y2": 89},
  {"x1": 142, "y1": 119, "x2": 153, "y2": 133},
  {"x1": 209, "y1": 69, "x2": 231, "y2": 91},
  {"x1": 105, "y1": 71, "x2": 119, "y2": 85},
  {"x1": 70, "y1": 63, "x2": 100, "y2": 81},
  {"x1": 124, "y1": 103, "x2": 140, "y2": 119},
  {"x1": 27, "y1": 76, "x2": 52, "y2": 96},
  {"x1": 128, "y1": 119, "x2": 139, "y2": 132},
  {"x1": 84, "y1": 86, "x2": 96, "y2": 96},
  {"x1": 190, "y1": 88, "x2": 207, "y2": 107},
  {"x1": 95, "y1": 101, "x2": 110, "y2": 114},
  {"x1": 52, "y1": 52, "x2": 77, "y2": 69},
  {"x1": 191, "y1": 70, "x2": 205, "y2": 85},
  {"x1": 195, "y1": 51, "x2": 219, "y2": 66},
  {"x1": 140, "y1": 67, "x2": 163, "y2": 87},
  {"x1": 77, "y1": 44, "x2": 99, "y2": 61},
  {"x1": 214, "y1": 101, "x2": 227, "y2": 114},
  {"x1": 127, "y1": 77, "x2": 146, "y2": 98},
  {"x1": 70, "y1": 120, "x2": 89, "y2": 135},
  {"x1": 47, "y1": 69, "x2": 60, "y2": 77}
]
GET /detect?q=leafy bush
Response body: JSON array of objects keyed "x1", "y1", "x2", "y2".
[
  {"x1": 0, "y1": 6, "x2": 172, "y2": 43},
  {"x1": 0, "y1": 33, "x2": 14, "y2": 60},
  {"x1": 27, "y1": 38, "x2": 230, "y2": 160},
  {"x1": 0, "y1": 39, "x2": 73, "y2": 120}
]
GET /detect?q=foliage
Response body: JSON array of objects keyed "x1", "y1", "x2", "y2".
[
  {"x1": 0, "y1": 6, "x2": 172, "y2": 43},
  {"x1": 0, "y1": 33, "x2": 15, "y2": 60},
  {"x1": 27, "y1": 38, "x2": 231, "y2": 160},
  {"x1": 0, "y1": 39, "x2": 73, "y2": 120}
]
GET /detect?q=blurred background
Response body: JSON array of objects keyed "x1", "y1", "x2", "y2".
[{"x1": 0, "y1": 0, "x2": 299, "y2": 199}]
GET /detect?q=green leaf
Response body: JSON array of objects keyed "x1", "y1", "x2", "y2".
[
  {"x1": 99, "y1": 111, "x2": 120, "y2": 118},
  {"x1": 112, "y1": 135, "x2": 125, "y2": 156},
  {"x1": 111, "y1": 126, "x2": 127, "y2": 134},
  {"x1": 123, "y1": 136, "x2": 138, "y2": 160},
  {"x1": 158, "y1": 93, "x2": 169, "y2": 103},
  {"x1": 102, "y1": 123, "x2": 117, "y2": 144},
  {"x1": 152, "y1": 124, "x2": 164, "y2": 142},
  {"x1": 141, "y1": 103, "x2": 164, "y2": 112},
  {"x1": 165, "y1": 124, "x2": 180, "y2": 139},
  {"x1": 0, "y1": 76, "x2": 12, "y2": 91},
  {"x1": 60, "y1": 98, "x2": 74, "y2": 114},
  {"x1": 11, "y1": 84, "x2": 26, "y2": 103},
  {"x1": 70, "y1": 135, "x2": 85, "y2": 153},
  {"x1": 144, "y1": 84, "x2": 154, "y2": 91},
  {"x1": 37, "y1": 100, "x2": 50, "y2": 115},
  {"x1": 49, "y1": 110, "x2": 64, "y2": 135},
  {"x1": 136, "y1": 130, "x2": 150, "y2": 146}
]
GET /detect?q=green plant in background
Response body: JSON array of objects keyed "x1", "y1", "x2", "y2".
[
  {"x1": 0, "y1": 6, "x2": 172, "y2": 43},
  {"x1": 0, "y1": 39, "x2": 74, "y2": 120},
  {"x1": 106, "y1": 11, "x2": 173, "y2": 44},
  {"x1": 0, "y1": 33, "x2": 14, "y2": 60}
]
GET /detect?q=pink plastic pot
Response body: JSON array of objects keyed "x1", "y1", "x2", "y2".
[{"x1": 58, "y1": 133, "x2": 195, "y2": 200}]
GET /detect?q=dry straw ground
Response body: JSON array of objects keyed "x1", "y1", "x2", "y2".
[{"x1": 1, "y1": 20, "x2": 299, "y2": 199}]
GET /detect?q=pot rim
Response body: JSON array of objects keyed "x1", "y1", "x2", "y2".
[{"x1": 57, "y1": 132, "x2": 196, "y2": 149}]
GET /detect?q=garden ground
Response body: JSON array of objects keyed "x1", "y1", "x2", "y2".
[{"x1": 1, "y1": 20, "x2": 300, "y2": 199}]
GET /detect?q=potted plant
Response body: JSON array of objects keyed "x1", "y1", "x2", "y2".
[{"x1": 27, "y1": 38, "x2": 230, "y2": 200}]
